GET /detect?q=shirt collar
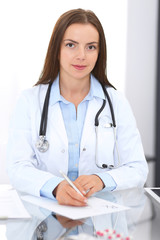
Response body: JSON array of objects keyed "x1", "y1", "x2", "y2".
[{"x1": 49, "y1": 74, "x2": 105, "y2": 106}]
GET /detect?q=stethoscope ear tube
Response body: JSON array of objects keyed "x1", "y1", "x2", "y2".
[
  {"x1": 95, "y1": 99, "x2": 106, "y2": 126},
  {"x1": 39, "y1": 82, "x2": 52, "y2": 136},
  {"x1": 101, "y1": 84, "x2": 116, "y2": 128}
]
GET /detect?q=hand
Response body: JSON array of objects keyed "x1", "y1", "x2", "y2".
[
  {"x1": 53, "y1": 180, "x2": 87, "y2": 206},
  {"x1": 75, "y1": 175, "x2": 104, "y2": 198},
  {"x1": 56, "y1": 215, "x2": 84, "y2": 228}
]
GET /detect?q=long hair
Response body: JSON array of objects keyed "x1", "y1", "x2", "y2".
[{"x1": 35, "y1": 8, "x2": 114, "y2": 88}]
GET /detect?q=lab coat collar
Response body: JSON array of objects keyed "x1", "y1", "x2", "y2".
[
  {"x1": 49, "y1": 74, "x2": 105, "y2": 106},
  {"x1": 90, "y1": 74, "x2": 105, "y2": 100},
  {"x1": 49, "y1": 75, "x2": 61, "y2": 105}
]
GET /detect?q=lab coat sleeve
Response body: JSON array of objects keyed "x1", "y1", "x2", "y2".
[
  {"x1": 40, "y1": 177, "x2": 63, "y2": 199},
  {"x1": 95, "y1": 172, "x2": 117, "y2": 191},
  {"x1": 6, "y1": 90, "x2": 59, "y2": 197},
  {"x1": 104, "y1": 89, "x2": 148, "y2": 190}
]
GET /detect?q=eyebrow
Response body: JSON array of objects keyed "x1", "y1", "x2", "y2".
[{"x1": 63, "y1": 39, "x2": 99, "y2": 45}]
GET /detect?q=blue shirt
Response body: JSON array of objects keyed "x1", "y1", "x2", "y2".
[{"x1": 40, "y1": 75, "x2": 116, "y2": 199}]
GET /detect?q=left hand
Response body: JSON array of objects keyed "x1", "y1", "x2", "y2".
[{"x1": 74, "y1": 175, "x2": 104, "y2": 198}]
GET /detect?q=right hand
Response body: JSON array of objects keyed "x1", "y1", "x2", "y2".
[{"x1": 53, "y1": 180, "x2": 87, "y2": 206}]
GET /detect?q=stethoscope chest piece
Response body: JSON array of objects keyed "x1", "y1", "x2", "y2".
[{"x1": 36, "y1": 135, "x2": 49, "y2": 152}]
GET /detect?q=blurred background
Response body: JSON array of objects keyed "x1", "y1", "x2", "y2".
[{"x1": 0, "y1": 0, "x2": 159, "y2": 186}]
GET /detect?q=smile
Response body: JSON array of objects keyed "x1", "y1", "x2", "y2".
[{"x1": 72, "y1": 65, "x2": 86, "y2": 70}]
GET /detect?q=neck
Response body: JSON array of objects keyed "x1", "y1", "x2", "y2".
[{"x1": 59, "y1": 75, "x2": 90, "y2": 108}]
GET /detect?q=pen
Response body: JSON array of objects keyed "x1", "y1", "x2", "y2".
[{"x1": 59, "y1": 170, "x2": 84, "y2": 197}]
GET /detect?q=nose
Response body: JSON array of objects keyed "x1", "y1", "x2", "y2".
[{"x1": 76, "y1": 46, "x2": 86, "y2": 60}]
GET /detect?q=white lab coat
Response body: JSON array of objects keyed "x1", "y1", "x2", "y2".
[{"x1": 6, "y1": 78, "x2": 148, "y2": 197}]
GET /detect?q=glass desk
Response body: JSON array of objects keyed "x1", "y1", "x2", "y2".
[{"x1": 0, "y1": 187, "x2": 159, "y2": 240}]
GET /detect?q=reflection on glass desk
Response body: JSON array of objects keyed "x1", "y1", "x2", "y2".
[{"x1": 0, "y1": 187, "x2": 160, "y2": 240}]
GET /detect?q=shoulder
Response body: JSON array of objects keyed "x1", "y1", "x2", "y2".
[
  {"x1": 106, "y1": 87, "x2": 135, "y2": 122},
  {"x1": 16, "y1": 84, "x2": 49, "y2": 106},
  {"x1": 106, "y1": 87, "x2": 129, "y2": 106},
  {"x1": 12, "y1": 84, "x2": 49, "y2": 116},
  {"x1": 20, "y1": 84, "x2": 48, "y2": 99}
]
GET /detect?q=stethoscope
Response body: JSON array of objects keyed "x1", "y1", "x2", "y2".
[{"x1": 36, "y1": 81, "x2": 120, "y2": 169}]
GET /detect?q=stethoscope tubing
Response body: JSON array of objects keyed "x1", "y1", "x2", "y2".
[
  {"x1": 39, "y1": 82, "x2": 116, "y2": 136},
  {"x1": 36, "y1": 81, "x2": 120, "y2": 168},
  {"x1": 39, "y1": 82, "x2": 52, "y2": 136},
  {"x1": 100, "y1": 83, "x2": 116, "y2": 128}
]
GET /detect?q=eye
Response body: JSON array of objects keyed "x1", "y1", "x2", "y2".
[
  {"x1": 87, "y1": 45, "x2": 97, "y2": 50},
  {"x1": 66, "y1": 43, "x2": 75, "y2": 48}
]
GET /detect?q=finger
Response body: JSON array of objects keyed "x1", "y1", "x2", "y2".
[
  {"x1": 66, "y1": 185, "x2": 87, "y2": 204},
  {"x1": 73, "y1": 181, "x2": 87, "y2": 196},
  {"x1": 75, "y1": 177, "x2": 92, "y2": 192},
  {"x1": 85, "y1": 187, "x2": 96, "y2": 198},
  {"x1": 57, "y1": 183, "x2": 87, "y2": 205},
  {"x1": 56, "y1": 180, "x2": 87, "y2": 203},
  {"x1": 78, "y1": 175, "x2": 104, "y2": 193},
  {"x1": 76, "y1": 181, "x2": 93, "y2": 195},
  {"x1": 75, "y1": 175, "x2": 88, "y2": 186},
  {"x1": 57, "y1": 190, "x2": 87, "y2": 206},
  {"x1": 59, "y1": 195, "x2": 87, "y2": 206},
  {"x1": 82, "y1": 183, "x2": 92, "y2": 191}
]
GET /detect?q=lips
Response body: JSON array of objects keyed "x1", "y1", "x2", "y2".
[{"x1": 72, "y1": 65, "x2": 86, "y2": 70}]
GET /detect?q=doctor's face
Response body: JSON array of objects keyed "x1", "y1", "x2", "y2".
[{"x1": 59, "y1": 23, "x2": 99, "y2": 82}]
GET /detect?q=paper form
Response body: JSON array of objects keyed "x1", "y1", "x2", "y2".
[
  {"x1": 0, "y1": 189, "x2": 31, "y2": 219},
  {"x1": 21, "y1": 195, "x2": 129, "y2": 220}
]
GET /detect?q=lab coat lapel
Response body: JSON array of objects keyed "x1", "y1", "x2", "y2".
[
  {"x1": 49, "y1": 103, "x2": 68, "y2": 145},
  {"x1": 39, "y1": 84, "x2": 68, "y2": 146},
  {"x1": 81, "y1": 99, "x2": 101, "y2": 149}
]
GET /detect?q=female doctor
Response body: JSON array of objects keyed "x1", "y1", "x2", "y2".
[{"x1": 7, "y1": 8, "x2": 148, "y2": 207}]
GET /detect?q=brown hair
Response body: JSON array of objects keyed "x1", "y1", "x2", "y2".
[{"x1": 35, "y1": 8, "x2": 114, "y2": 88}]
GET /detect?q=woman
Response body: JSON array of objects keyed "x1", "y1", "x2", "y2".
[{"x1": 7, "y1": 8, "x2": 148, "y2": 206}]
